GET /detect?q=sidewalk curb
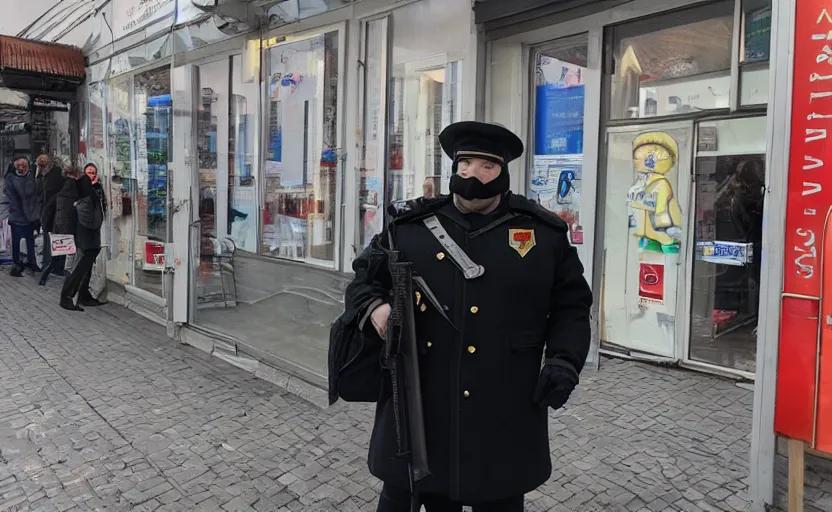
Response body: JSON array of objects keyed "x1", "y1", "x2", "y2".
[{"x1": 179, "y1": 325, "x2": 330, "y2": 410}]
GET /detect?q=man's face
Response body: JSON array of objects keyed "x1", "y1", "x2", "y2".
[
  {"x1": 14, "y1": 159, "x2": 29, "y2": 174},
  {"x1": 456, "y1": 157, "x2": 501, "y2": 184},
  {"x1": 85, "y1": 165, "x2": 97, "y2": 181},
  {"x1": 36, "y1": 155, "x2": 50, "y2": 169}
]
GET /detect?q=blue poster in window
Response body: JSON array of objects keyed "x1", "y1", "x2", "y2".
[{"x1": 535, "y1": 84, "x2": 585, "y2": 155}]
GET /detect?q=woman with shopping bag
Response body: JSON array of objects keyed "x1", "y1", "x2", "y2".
[{"x1": 58, "y1": 165, "x2": 105, "y2": 311}]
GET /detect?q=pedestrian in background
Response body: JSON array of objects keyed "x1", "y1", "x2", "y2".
[
  {"x1": 59, "y1": 166, "x2": 105, "y2": 311},
  {"x1": 40, "y1": 163, "x2": 72, "y2": 285},
  {"x1": 5, "y1": 156, "x2": 42, "y2": 276},
  {"x1": 37, "y1": 155, "x2": 65, "y2": 284},
  {"x1": 0, "y1": 163, "x2": 10, "y2": 254}
]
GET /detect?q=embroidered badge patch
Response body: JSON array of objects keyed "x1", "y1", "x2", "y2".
[{"x1": 509, "y1": 229, "x2": 536, "y2": 258}]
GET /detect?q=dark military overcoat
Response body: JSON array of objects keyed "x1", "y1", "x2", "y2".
[{"x1": 344, "y1": 192, "x2": 592, "y2": 503}]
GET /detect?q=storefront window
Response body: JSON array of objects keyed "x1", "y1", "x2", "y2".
[
  {"x1": 359, "y1": 18, "x2": 388, "y2": 249},
  {"x1": 107, "y1": 78, "x2": 134, "y2": 285},
  {"x1": 608, "y1": 1, "x2": 734, "y2": 119},
  {"x1": 133, "y1": 67, "x2": 172, "y2": 296},
  {"x1": 689, "y1": 118, "x2": 766, "y2": 372},
  {"x1": 739, "y1": 0, "x2": 772, "y2": 106},
  {"x1": 530, "y1": 34, "x2": 587, "y2": 246},
  {"x1": 262, "y1": 31, "x2": 339, "y2": 265},
  {"x1": 387, "y1": 0, "x2": 469, "y2": 205}
]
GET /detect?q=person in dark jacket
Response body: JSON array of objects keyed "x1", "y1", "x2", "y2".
[
  {"x1": 336, "y1": 121, "x2": 592, "y2": 511},
  {"x1": 59, "y1": 168, "x2": 105, "y2": 311},
  {"x1": 40, "y1": 165, "x2": 73, "y2": 285},
  {"x1": 84, "y1": 163, "x2": 108, "y2": 217},
  {"x1": 5, "y1": 156, "x2": 42, "y2": 276},
  {"x1": 37, "y1": 155, "x2": 66, "y2": 283}
]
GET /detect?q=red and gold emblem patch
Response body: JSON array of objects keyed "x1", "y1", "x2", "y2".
[{"x1": 509, "y1": 229, "x2": 536, "y2": 258}]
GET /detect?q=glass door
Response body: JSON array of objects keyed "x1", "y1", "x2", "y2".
[
  {"x1": 193, "y1": 58, "x2": 234, "y2": 313},
  {"x1": 600, "y1": 121, "x2": 693, "y2": 358},
  {"x1": 687, "y1": 117, "x2": 766, "y2": 373}
]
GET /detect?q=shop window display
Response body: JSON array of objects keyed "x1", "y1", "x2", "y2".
[
  {"x1": 262, "y1": 32, "x2": 339, "y2": 265},
  {"x1": 530, "y1": 34, "x2": 588, "y2": 247},
  {"x1": 608, "y1": 1, "x2": 734, "y2": 119},
  {"x1": 133, "y1": 67, "x2": 172, "y2": 297}
]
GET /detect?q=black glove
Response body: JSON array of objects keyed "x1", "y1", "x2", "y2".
[
  {"x1": 532, "y1": 359, "x2": 579, "y2": 410},
  {"x1": 33, "y1": 222, "x2": 41, "y2": 235}
]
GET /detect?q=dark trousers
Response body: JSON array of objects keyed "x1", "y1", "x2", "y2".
[
  {"x1": 377, "y1": 484, "x2": 524, "y2": 512},
  {"x1": 42, "y1": 231, "x2": 52, "y2": 267},
  {"x1": 11, "y1": 223, "x2": 37, "y2": 267},
  {"x1": 61, "y1": 248, "x2": 100, "y2": 300},
  {"x1": 41, "y1": 255, "x2": 67, "y2": 282}
]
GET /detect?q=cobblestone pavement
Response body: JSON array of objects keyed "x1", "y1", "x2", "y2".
[{"x1": 0, "y1": 270, "x2": 754, "y2": 511}]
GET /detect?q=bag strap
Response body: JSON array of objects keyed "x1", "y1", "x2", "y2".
[{"x1": 422, "y1": 215, "x2": 485, "y2": 280}]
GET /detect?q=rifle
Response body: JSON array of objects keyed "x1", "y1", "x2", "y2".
[{"x1": 385, "y1": 214, "x2": 431, "y2": 512}]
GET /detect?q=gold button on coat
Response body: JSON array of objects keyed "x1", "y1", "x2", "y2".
[
  {"x1": 436, "y1": 252, "x2": 446, "y2": 260},
  {"x1": 427, "y1": 341, "x2": 433, "y2": 348},
  {"x1": 467, "y1": 346, "x2": 476, "y2": 354},
  {"x1": 463, "y1": 391, "x2": 470, "y2": 398},
  {"x1": 470, "y1": 306, "x2": 479, "y2": 314}
]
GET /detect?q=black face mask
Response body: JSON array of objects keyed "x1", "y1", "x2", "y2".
[{"x1": 449, "y1": 170, "x2": 510, "y2": 200}]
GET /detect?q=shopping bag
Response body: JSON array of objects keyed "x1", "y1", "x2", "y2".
[
  {"x1": 0, "y1": 219, "x2": 9, "y2": 253},
  {"x1": 50, "y1": 233, "x2": 77, "y2": 256}
]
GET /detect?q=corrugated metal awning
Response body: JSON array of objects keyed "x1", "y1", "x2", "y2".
[{"x1": 0, "y1": 36, "x2": 85, "y2": 80}]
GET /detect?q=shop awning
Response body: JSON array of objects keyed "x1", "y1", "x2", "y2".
[{"x1": 0, "y1": 36, "x2": 85, "y2": 90}]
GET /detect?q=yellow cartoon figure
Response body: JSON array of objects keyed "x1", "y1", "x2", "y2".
[{"x1": 627, "y1": 132, "x2": 683, "y2": 253}]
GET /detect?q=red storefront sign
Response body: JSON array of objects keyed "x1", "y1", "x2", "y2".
[{"x1": 774, "y1": 4, "x2": 832, "y2": 454}]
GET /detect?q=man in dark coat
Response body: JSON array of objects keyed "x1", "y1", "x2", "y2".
[
  {"x1": 36, "y1": 155, "x2": 65, "y2": 279},
  {"x1": 340, "y1": 121, "x2": 592, "y2": 511},
  {"x1": 4, "y1": 157, "x2": 42, "y2": 276}
]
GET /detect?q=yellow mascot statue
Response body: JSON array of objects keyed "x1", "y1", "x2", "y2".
[{"x1": 627, "y1": 132, "x2": 683, "y2": 254}]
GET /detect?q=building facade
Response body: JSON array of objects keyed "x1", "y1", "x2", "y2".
[
  {"x1": 475, "y1": 0, "x2": 828, "y2": 510},
  {"x1": 21, "y1": 0, "x2": 828, "y2": 509},
  {"x1": 23, "y1": 0, "x2": 479, "y2": 388}
]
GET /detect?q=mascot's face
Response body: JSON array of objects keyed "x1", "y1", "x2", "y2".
[{"x1": 633, "y1": 143, "x2": 674, "y2": 175}]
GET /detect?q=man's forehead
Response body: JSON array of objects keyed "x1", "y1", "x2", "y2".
[{"x1": 460, "y1": 157, "x2": 498, "y2": 165}]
